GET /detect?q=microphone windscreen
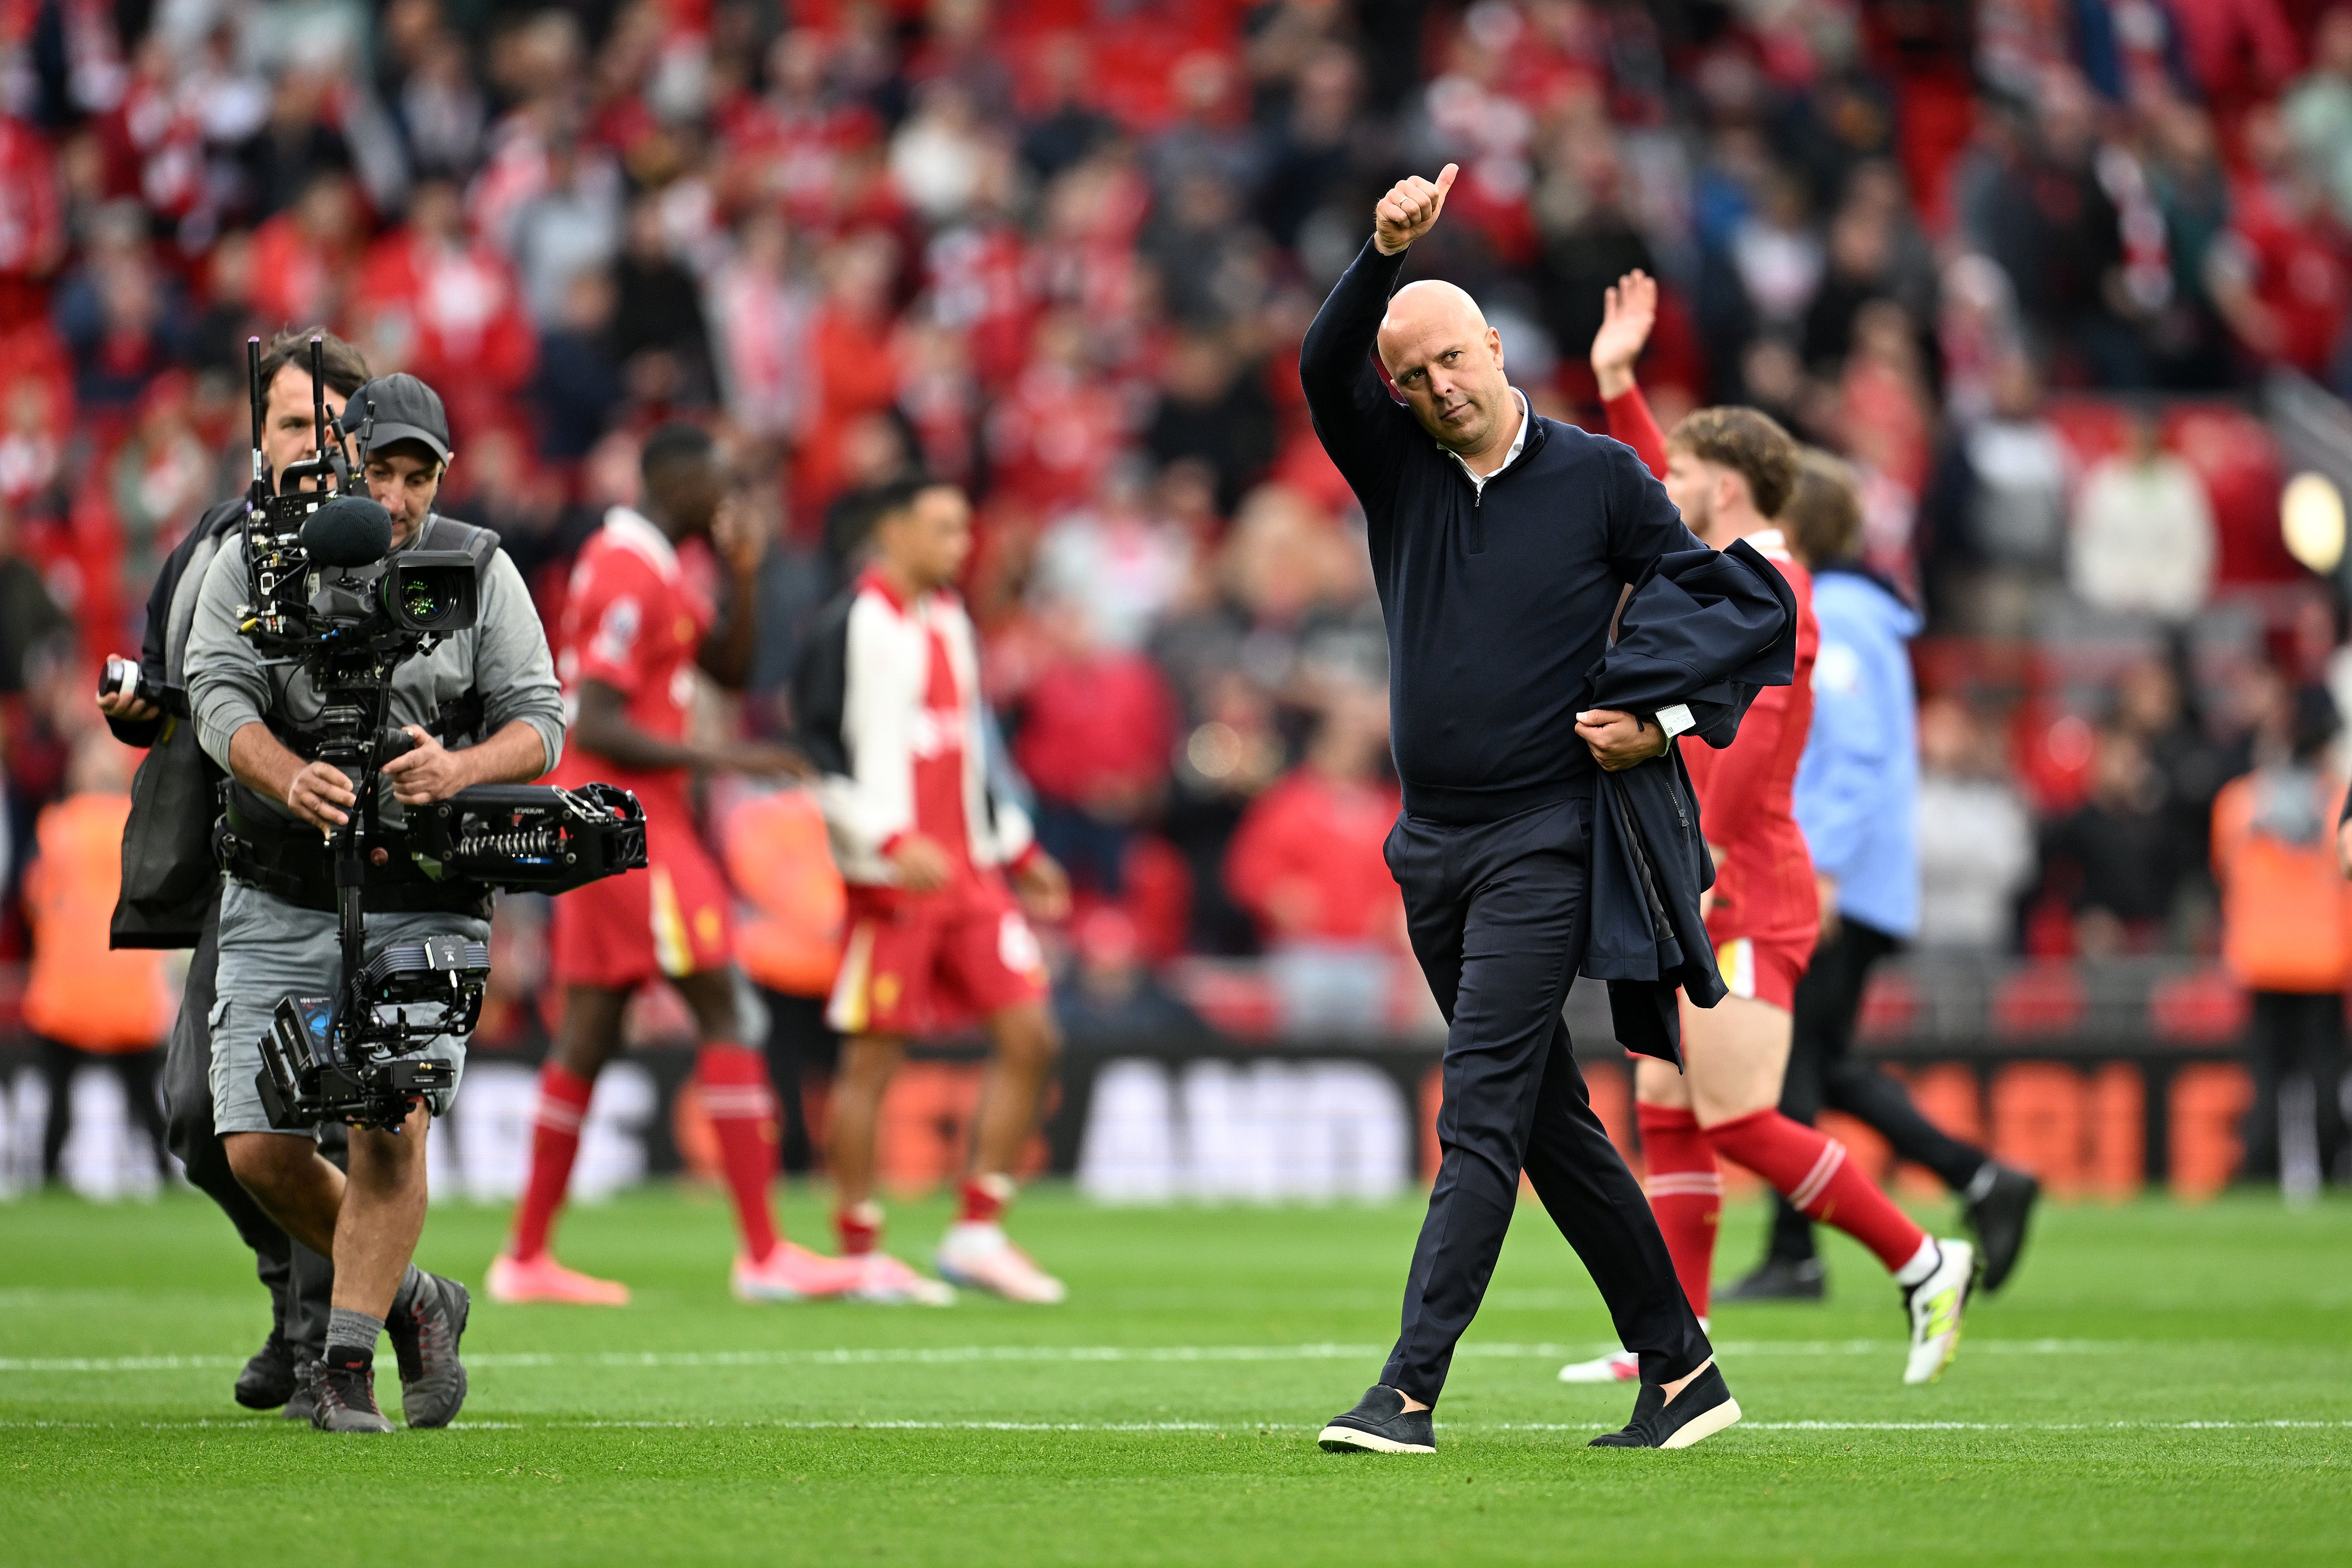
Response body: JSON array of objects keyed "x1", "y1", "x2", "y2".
[{"x1": 302, "y1": 497, "x2": 394, "y2": 568}]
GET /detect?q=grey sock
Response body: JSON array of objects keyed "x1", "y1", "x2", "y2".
[
  {"x1": 326, "y1": 1307, "x2": 385, "y2": 1358},
  {"x1": 391, "y1": 1265, "x2": 426, "y2": 1317}
]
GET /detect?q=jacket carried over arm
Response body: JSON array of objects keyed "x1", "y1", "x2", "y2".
[{"x1": 1583, "y1": 536, "x2": 1798, "y2": 1061}]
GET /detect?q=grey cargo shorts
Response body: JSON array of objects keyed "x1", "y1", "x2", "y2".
[{"x1": 209, "y1": 878, "x2": 487, "y2": 1137}]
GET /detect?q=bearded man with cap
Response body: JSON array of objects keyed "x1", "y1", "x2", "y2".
[
  {"x1": 182, "y1": 371, "x2": 566, "y2": 1432},
  {"x1": 97, "y1": 329, "x2": 369, "y2": 1424}
]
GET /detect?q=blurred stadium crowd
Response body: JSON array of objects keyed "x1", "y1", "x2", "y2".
[{"x1": 8, "y1": 0, "x2": 2352, "y2": 1080}]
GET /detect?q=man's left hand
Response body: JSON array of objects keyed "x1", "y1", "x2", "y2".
[
  {"x1": 1576, "y1": 708, "x2": 1668, "y2": 771},
  {"x1": 1012, "y1": 851, "x2": 1072, "y2": 922},
  {"x1": 380, "y1": 727, "x2": 476, "y2": 804}
]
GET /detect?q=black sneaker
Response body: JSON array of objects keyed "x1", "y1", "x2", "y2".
[
  {"x1": 233, "y1": 1326, "x2": 297, "y2": 1409},
  {"x1": 1589, "y1": 1363, "x2": 1741, "y2": 1450},
  {"x1": 1966, "y1": 1166, "x2": 2040, "y2": 1293},
  {"x1": 386, "y1": 1272, "x2": 470, "y2": 1428},
  {"x1": 1317, "y1": 1386, "x2": 1436, "y2": 1454},
  {"x1": 1716, "y1": 1256, "x2": 1826, "y2": 1303},
  {"x1": 308, "y1": 1354, "x2": 394, "y2": 1434},
  {"x1": 283, "y1": 1359, "x2": 321, "y2": 1423}
]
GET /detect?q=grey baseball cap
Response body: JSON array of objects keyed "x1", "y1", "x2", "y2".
[{"x1": 346, "y1": 373, "x2": 452, "y2": 464}]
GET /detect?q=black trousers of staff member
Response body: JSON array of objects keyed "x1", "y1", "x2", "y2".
[
  {"x1": 1763, "y1": 918, "x2": 1990, "y2": 1265},
  {"x1": 36, "y1": 1039, "x2": 167, "y2": 1183},
  {"x1": 161, "y1": 897, "x2": 339, "y2": 1365},
  {"x1": 1381, "y1": 797, "x2": 1711, "y2": 1403}
]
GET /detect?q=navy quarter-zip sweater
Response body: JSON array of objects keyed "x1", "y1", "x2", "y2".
[{"x1": 1301, "y1": 236, "x2": 1708, "y2": 824}]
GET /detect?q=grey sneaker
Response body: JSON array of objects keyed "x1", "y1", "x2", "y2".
[
  {"x1": 386, "y1": 1272, "x2": 469, "y2": 1428},
  {"x1": 308, "y1": 1355, "x2": 394, "y2": 1434}
]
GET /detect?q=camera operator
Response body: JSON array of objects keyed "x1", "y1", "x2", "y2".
[
  {"x1": 96, "y1": 328, "x2": 369, "y2": 1420},
  {"x1": 184, "y1": 371, "x2": 566, "y2": 1433}
]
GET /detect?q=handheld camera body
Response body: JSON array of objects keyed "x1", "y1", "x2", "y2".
[{"x1": 234, "y1": 338, "x2": 646, "y2": 1130}]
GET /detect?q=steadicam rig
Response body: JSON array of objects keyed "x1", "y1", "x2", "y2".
[
  {"x1": 233, "y1": 338, "x2": 647, "y2": 1130},
  {"x1": 256, "y1": 937, "x2": 488, "y2": 1133},
  {"x1": 251, "y1": 780, "x2": 651, "y2": 1133},
  {"x1": 409, "y1": 783, "x2": 650, "y2": 897}
]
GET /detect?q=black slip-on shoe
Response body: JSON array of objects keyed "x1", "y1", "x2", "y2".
[
  {"x1": 1715, "y1": 1256, "x2": 1826, "y2": 1303},
  {"x1": 387, "y1": 1271, "x2": 470, "y2": 1428},
  {"x1": 1966, "y1": 1166, "x2": 2040, "y2": 1294},
  {"x1": 234, "y1": 1326, "x2": 296, "y2": 1410},
  {"x1": 1589, "y1": 1363, "x2": 1741, "y2": 1450},
  {"x1": 1317, "y1": 1386, "x2": 1436, "y2": 1454}
]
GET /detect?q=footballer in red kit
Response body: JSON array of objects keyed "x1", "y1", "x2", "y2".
[
  {"x1": 1562, "y1": 275, "x2": 1977, "y2": 1389},
  {"x1": 547, "y1": 505, "x2": 731, "y2": 985},
  {"x1": 794, "y1": 478, "x2": 1074, "y2": 1304},
  {"x1": 823, "y1": 591, "x2": 1052, "y2": 1041},
  {"x1": 491, "y1": 425, "x2": 873, "y2": 1309},
  {"x1": 1679, "y1": 529, "x2": 1821, "y2": 1013}
]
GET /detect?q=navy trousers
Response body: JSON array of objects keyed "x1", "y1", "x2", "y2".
[{"x1": 1380, "y1": 797, "x2": 1711, "y2": 1403}]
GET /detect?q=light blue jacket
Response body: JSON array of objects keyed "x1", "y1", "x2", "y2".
[{"x1": 1792, "y1": 566, "x2": 1921, "y2": 938}]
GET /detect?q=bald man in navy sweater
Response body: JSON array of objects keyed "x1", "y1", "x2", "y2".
[{"x1": 1305, "y1": 165, "x2": 1740, "y2": 1455}]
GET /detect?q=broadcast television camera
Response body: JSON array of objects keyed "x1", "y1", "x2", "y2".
[{"x1": 232, "y1": 338, "x2": 646, "y2": 1131}]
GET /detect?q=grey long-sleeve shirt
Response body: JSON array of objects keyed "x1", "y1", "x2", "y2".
[{"x1": 186, "y1": 520, "x2": 566, "y2": 828}]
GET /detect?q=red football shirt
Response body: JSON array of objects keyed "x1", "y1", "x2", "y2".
[
  {"x1": 909, "y1": 616, "x2": 975, "y2": 876},
  {"x1": 552, "y1": 507, "x2": 713, "y2": 818},
  {"x1": 1682, "y1": 529, "x2": 1820, "y2": 947}
]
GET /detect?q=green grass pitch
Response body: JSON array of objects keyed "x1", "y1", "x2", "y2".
[{"x1": 3, "y1": 1184, "x2": 2348, "y2": 1566}]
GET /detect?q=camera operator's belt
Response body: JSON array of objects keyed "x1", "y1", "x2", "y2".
[{"x1": 216, "y1": 786, "x2": 488, "y2": 917}]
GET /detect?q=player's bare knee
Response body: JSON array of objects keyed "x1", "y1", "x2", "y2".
[
  {"x1": 675, "y1": 968, "x2": 748, "y2": 1045},
  {"x1": 840, "y1": 1034, "x2": 907, "y2": 1089},
  {"x1": 550, "y1": 1031, "x2": 621, "y2": 1078},
  {"x1": 1633, "y1": 1056, "x2": 1690, "y2": 1109},
  {"x1": 994, "y1": 1004, "x2": 1061, "y2": 1069}
]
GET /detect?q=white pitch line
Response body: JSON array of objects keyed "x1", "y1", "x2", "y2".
[
  {"x1": 0, "y1": 1417, "x2": 2346, "y2": 1435},
  {"x1": 0, "y1": 1339, "x2": 2127, "y2": 1376}
]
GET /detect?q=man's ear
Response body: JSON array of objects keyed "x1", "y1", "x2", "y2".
[
  {"x1": 1719, "y1": 467, "x2": 1748, "y2": 518},
  {"x1": 1488, "y1": 325, "x2": 1505, "y2": 370}
]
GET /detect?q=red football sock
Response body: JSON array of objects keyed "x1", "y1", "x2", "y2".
[
  {"x1": 510, "y1": 1062, "x2": 594, "y2": 1262},
  {"x1": 697, "y1": 1044, "x2": 781, "y2": 1265},
  {"x1": 958, "y1": 1174, "x2": 1011, "y2": 1226},
  {"x1": 1704, "y1": 1108, "x2": 1926, "y2": 1273},
  {"x1": 836, "y1": 1201, "x2": 882, "y2": 1257},
  {"x1": 1635, "y1": 1102, "x2": 1721, "y2": 1319}
]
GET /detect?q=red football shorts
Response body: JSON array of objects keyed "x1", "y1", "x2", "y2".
[
  {"x1": 1706, "y1": 929, "x2": 1815, "y2": 1012},
  {"x1": 550, "y1": 801, "x2": 733, "y2": 988},
  {"x1": 826, "y1": 873, "x2": 1049, "y2": 1037}
]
